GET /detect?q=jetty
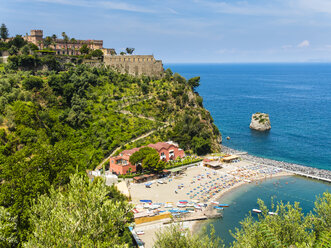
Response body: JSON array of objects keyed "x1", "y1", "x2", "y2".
[{"x1": 164, "y1": 212, "x2": 222, "y2": 224}]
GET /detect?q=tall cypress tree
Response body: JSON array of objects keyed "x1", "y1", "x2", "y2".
[{"x1": 0, "y1": 23, "x2": 9, "y2": 40}]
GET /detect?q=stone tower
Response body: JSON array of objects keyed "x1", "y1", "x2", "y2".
[{"x1": 28, "y1": 30, "x2": 43, "y2": 45}]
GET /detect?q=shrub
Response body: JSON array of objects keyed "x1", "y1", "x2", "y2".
[{"x1": 22, "y1": 76, "x2": 44, "y2": 91}]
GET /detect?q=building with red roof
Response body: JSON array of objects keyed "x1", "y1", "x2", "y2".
[{"x1": 109, "y1": 141, "x2": 185, "y2": 175}]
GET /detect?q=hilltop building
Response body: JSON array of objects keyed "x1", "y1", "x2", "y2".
[
  {"x1": 6, "y1": 29, "x2": 165, "y2": 76},
  {"x1": 24, "y1": 30, "x2": 114, "y2": 55},
  {"x1": 108, "y1": 142, "x2": 185, "y2": 175}
]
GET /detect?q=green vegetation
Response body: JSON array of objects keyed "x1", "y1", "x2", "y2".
[
  {"x1": 126, "y1": 47, "x2": 135, "y2": 54},
  {"x1": 154, "y1": 192, "x2": 331, "y2": 248},
  {"x1": 155, "y1": 224, "x2": 223, "y2": 248},
  {"x1": 0, "y1": 60, "x2": 220, "y2": 245},
  {"x1": 166, "y1": 156, "x2": 202, "y2": 169},
  {"x1": 253, "y1": 113, "x2": 269, "y2": 124},
  {"x1": 129, "y1": 147, "x2": 166, "y2": 173},
  {"x1": 24, "y1": 175, "x2": 133, "y2": 247},
  {"x1": 0, "y1": 23, "x2": 9, "y2": 40}
]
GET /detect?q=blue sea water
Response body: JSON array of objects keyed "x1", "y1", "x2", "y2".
[
  {"x1": 205, "y1": 176, "x2": 330, "y2": 245},
  {"x1": 166, "y1": 63, "x2": 331, "y2": 171},
  {"x1": 165, "y1": 63, "x2": 331, "y2": 246}
]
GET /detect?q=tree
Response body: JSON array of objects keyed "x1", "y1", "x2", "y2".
[
  {"x1": 20, "y1": 45, "x2": 30, "y2": 55},
  {"x1": 8, "y1": 45, "x2": 18, "y2": 55},
  {"x1": 51, "y1": 34, "x2": 57, "y2": 41},
  {"x1": 0, "y1": 206, "x2": 18, "y2": 247},
  {"x1": 154, "y1": 193, "x2": 331, "y2": 248},
  {"x1": 9, "y1": 35, "x2": 27, "y2": 49},
  {"x1": 22, "y1": 76, "x2": 44, "y2": 91},
  {"x1": 0, "y1": 23, "x2": 9, "y2": 40},
  {"x1": 91, "y1": 49, "x2": 103, "y2": 58},
  {"x1": 129, "y1": 147, "x2": 165, "y2": 173},
  {"x1": 231, "y1": 192, "x2": 331, "y2": 248},
  {"x1": 70, "y1": 38, "x2": 77, "y2": 54},
  {"x1": 125, "y1": 47, "x2": 135, "y2": 54},
  {"x1": 165, "y1": 68, "x2": 173, "y2": 80},
  {"x1": 43, "y1": 36, "x2": 52, "y2": 49},
  {"x1": 79, "y1": 44, "x2": 90, "y2": 54},
  {"x1": 188, "y1": 76, "x2": 200, "y2": 91},
  {"x1": 192, "y1": 136, "x2": 211, "y2": 155},
  {"x1": 24, "y1": 174, "x2": 133, "y2": 247},
  {"x1": 62, "y1": 32, "x2": 69, "y2": 54},
  {"x1": 174, "y1": 73, "x2": 186, "y2": 84},
  {"x1": 51, "y1": 34, "x2": 57, "y2": 49},
  {"x1": 154, "y1": 224, "x2": 223, "y2": 248},
  {"x1": 120, "y1": 51, "x2": 126, "y2": 55},
  {"x1": 129, "y1": 147, "x2": 158, "y2": 165}
]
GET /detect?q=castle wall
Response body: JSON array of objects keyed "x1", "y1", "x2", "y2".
[{"x1": 104, "y1": 55, "x2": 164, "y2": 77}]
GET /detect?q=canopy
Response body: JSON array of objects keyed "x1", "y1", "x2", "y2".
[{"x1": 222, "y1": 155, "x2": 239, "y2": 162}]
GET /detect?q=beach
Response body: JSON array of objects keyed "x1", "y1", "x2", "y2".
[
  {"x1": 129, "y1": 158, "x2": 292, "y2": 248},
  {"x1": 221, "y1": 146, "x2": 331, "y2": 181}
]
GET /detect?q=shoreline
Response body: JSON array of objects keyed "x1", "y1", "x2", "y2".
[
  {"x1": 131, "y1": 149, "x2": 330, "y2": 247},
  {"x1": 221, "y1": 145, "x2": 331, "y2": 182},
  {"x1": 190, "y1": 171, "x2": 293, "y2": 234}
]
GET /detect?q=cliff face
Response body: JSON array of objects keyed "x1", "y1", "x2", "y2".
[{"x1": 250, "y1": 113, "x2": 271, "y2": 131}]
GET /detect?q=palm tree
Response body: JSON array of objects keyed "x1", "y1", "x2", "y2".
[
  {"x1": 62, "y1": 32, "x2": 69, "y2": 54},
  {"x1": 51, "y1": 34, "x2": 57, "y2": 50},
  {"x1": 43, "y1": 36, "x2": 52, "y2": 49},
  {"x1": 38, "y1": 40, "x2": 42, "y2": 49},
  {"x1": 70, "y1": 38, "x2": 77, "y2": 55}
]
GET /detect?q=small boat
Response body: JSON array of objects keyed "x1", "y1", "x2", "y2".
[
  {"x1": 218, "y1": 204, "x2": 229, "y2": 207},
  {"x1": 211, "y1": 201, "x2": 219, "y2": 205},
  {"x1": 268, "y1": 211, "x2": 278, "y2": 215},
  {"x1": 136, "y1": 231, "x2": 145, "y2": 235},
  {"x1": 214, "y1": 206, "x2": 224, "y2": 210},
  {"x1": 252, "y1": 209, "x2": 262, "y2": 213},
  {"x1": 177, "y1": 203, "x2": 186, "y2": 208}
]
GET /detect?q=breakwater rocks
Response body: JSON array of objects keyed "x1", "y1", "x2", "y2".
[
  {"x1": 250, "y1": 113, "x2": 271, "y2": 131},
  {"x1": 221, "y1": 146, "x2": 331, "y2": 181}
]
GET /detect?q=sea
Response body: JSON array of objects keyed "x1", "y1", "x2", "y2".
[{"x1": 165, "y1": 63, "x2": 331, "y2": 245}]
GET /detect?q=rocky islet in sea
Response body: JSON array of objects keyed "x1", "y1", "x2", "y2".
[{"x1": 250, "y1": 113, "x2": 271, "y2": 131}]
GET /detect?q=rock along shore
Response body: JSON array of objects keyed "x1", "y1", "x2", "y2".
[{"x1": 221, "y1": 145, "x2": 331, "y2": 181}]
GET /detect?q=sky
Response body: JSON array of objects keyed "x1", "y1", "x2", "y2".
[{"x1": 1, "y1": 0, "x2": 331, "y2": 63}]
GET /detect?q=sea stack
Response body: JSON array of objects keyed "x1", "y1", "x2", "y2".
[{"x1": 250, "y1": 113, "x2": 271, "y2": 131}]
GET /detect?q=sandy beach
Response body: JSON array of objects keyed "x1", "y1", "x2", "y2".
[{"x1": 129, "y1": 159, "x2": 292, "y2": 248}]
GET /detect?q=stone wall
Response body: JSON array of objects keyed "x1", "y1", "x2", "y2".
[{"x1": 104, "y1": 55, "x2": 164, "y2": 77}]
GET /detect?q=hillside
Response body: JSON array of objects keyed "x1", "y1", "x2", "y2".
[
  {"x1": 0, "y1": 64, "x2": 221, "y2": 170},
  {"x1": 0, "y1": 62, "x2": 221, "y2": 244}
]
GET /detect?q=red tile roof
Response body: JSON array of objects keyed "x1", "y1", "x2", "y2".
[
  {"x1": 122, "y1": 147, "x2": 141, "y2": 156},
  {"x1": 148, "y1": 142, "x2": 175, "y2": 151}
]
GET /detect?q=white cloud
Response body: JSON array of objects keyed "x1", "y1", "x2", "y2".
[
  {"x1": 296, "y1": 0, "x2": 331, "y2": 14},
  {"x1": 34, "y1": 0, "x2": 156, "y2": 13},
  {"x1": 297, "y1": 40, "x2": 310, "y2": 48}
]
